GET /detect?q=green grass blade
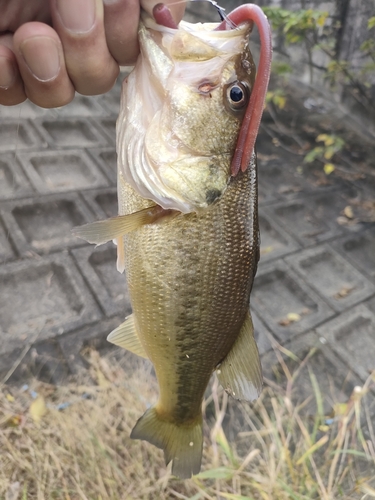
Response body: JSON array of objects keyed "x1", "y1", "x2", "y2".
[{"x1": 194, "y1": 467, "x2": 234, "y2": 480}]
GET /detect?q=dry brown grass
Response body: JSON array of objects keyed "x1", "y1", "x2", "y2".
[{"x1": 0, "y1": 347, "x2": 374, "y2": 500}]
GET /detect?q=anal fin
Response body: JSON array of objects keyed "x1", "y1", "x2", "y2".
[
  {"x1": 217, "y1": 311, "x2": 263, "y2": 402},
  {"x1": 107, "y1": 314, "x2": 148, "y2": 359},
  {"x1": 72, "y1": 205, "x2": 178, "y2": 245}
]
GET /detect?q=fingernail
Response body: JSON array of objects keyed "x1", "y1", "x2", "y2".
[
  {"x1": 56, "y1": 0, "x2": 96, "y2": 33},
  {"x1": 0, "y1": 56, "x2": 16, "y2": 89},
  {"x1": 20, "y1": 37, "x2": 60, "y2": 82}
]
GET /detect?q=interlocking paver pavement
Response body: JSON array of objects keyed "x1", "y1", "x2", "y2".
[{"x1": 0, "y1": 39, "x2": 374, "y2": 406}]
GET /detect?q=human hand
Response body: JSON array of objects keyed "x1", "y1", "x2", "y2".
[{"x1": 0, "y1": 0, "x2": 185, "y2": 108}]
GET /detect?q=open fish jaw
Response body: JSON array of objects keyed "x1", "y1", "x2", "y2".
[{"x1": 117, "y1": 15, "x2": 254, "y2": 213}]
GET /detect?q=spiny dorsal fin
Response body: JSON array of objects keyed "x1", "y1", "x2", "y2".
[
  {"x1": 72, "y1": 205, "x2": 178, "y2": 245},
  {"x1": 216, "y1": 311, "x2": 263, "y2": 402},
  {"x1": 107, "y1": 315, "x2": 148, "y2": 359}
]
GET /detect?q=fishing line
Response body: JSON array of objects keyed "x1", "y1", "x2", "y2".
[
  {"x1": 191, "y1": 0, "x2": 238, "y2": 28},
  {"x1": 166, "y1": 0, "x2": 237, "y2": 28}
]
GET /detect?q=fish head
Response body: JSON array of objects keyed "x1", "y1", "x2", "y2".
[{"x1": 117, "y1": 14, "x2": 255, "y2": 213}]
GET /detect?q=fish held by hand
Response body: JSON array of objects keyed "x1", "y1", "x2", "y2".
[{"x1": 73, "y1": 2, "x2": 272, "y2": 479}]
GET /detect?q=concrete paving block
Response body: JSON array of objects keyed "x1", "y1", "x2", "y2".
[
  {"x1": 29, "y1": 340, "x2": 72, "y2": 384},
  {"x1": 99, "y1": 92, "x2": 121, "y2": 116},
  {"x1": 0, "y1": 343, "x2": 72, "y2": 385},
  {"x1": 1, "y1": 193, "x2": 95, "y2": 256},
  {"x1": 299, "y1": 162, "x2": 352, "y2": 193},
  {"x1": 18, "y1": 149, "x2": 109, "y2": 194},
  {"x1": 87, "y1": 147, "x2": 117, "y2": 184},
  {"x1": 0, "y1": 153, "x2": 34, "y2": 200},
  {"x1": 365, "y1": 294, "x2": 375, "y2": 312},
  {"x1": 258, "y1": 155, "x2": 307, "y2": 206},
  {"x1": 316, "y1": 305, "x2": 375, "y2": 382},
  {"x1": 34, "y1": 118, "x2": 108, "y2": 148},
  {"x1": 0, "y1": 252, "x2": 101, "y2": 357},
  {"x1": 72, "y1": 243, "x2": 131, "y2": 318},
  {"x1": 258, "y1": 209, "x2": 300, "y2": 263},
  {"x1": 0, "y1": 216, "x2": 14, "y2": 263},
  {"x1": 353, "y1": 171, "x2": 375, "y2": 198},
  {"x1": 0, "y1": 119, "x2": 47, "y2": 152},
  {"x1": 0, "y1": 100, "x2": 56, "y2": 119},
  {"x1": 3, "y1": 340, "x2": 72, "y2": 385},
  {"x1": 81, "y1": 187, "x2": 118, "y2": 219},
  {"x1": 54, "y1": 94, "x2": 106, "y2": 118},
  {"x1": 261, "y1": 332, "x2": 363, "y2": 416},
  {"x1": 285, "y1": 244, "x2": 375, "y2": 312},
  {"x1": 251, "y1": 260, "x2": 334, "y2": 341},
  {"x1": 264, "y1": 186, "x2": 362, "y2": 247},
  {"x1": 263, "y1": 197, "x2": 334, "y2": 247},
  {"x1": 252, "y1": 309, "x2": 274, "y2": 355},
  {"x1": 58, "y1": 316, "x2": 123, "y2": 374},
  {"x1": 95, "y1": 117, "x2": 117, "y2": 145},
  {"x1": 332, "y1": 226, "x2": 375, "y2": 282}
]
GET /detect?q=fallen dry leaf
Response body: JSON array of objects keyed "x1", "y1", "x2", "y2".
[
  {"x1": 29, "y1": 395, "x2": 47, "y2": 423},
  {"x1": 334, "y1": 285, "x2": 356, "y2": 299},
  {"x1": 278, "y1": 312, "x2": 301, "y2": 326},
  {"x1": 343, "y1": 205, "x2": 354, "y2": 219}
]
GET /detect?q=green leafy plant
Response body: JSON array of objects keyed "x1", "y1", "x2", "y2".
[
  {"x1": 304, "y1": 134, "x2": 345, "y2": 174},
  {"x1": 263, "y1": 6, "x2": 375, "y2": 112},
  {"x1": 266, "y1": 89, "x2": 287, "y2": 110},
  {"x1": 263, "y1": 6, "x2": 329, "y2": 83}
]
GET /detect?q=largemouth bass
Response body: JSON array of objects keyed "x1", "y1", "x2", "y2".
[{"x1": 74, "y1": 3, "x2": 272, "y2": 479}]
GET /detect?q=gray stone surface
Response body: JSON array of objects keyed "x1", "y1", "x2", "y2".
[
  {"x1": 34, "y1": 117, "x2": 109, "y2": 149},
  {"x1": 87, "y1": 147, "x2": 117, "y2": 184},
  {"x1": 285, "y1": 244, "x2": 375, "y2": 311},
  {"x1": 0, "y1": 153, "x2": 34, "y2": 200},
  {"x1": 258, "y1": 209, "x2": 300, "y2": 262},
  {"x1": 261, "y1": 332, "x2": 365, "y2": 416},
  {"x1": 18, "y1": 149, "x2": 110, "y2": 194},
  {"x1": 1, "y1": 193, "x2": 95, "y2": 256},
  {"x1": 332, "y1": 227, "x2": 375, "y2": 282},
  {"x1": 316, "y1": 304, "x2": 375, "y2": 383},
  {"x1": 0, "y1": 252, "x2": 101, "y2": 357},
  {"x1": 81, "y1": 187, "x2": 118, "y2": 219},
  {"x1": 72, "y1": 243, "x2": 131, "y2": 318},
  {"x1": 251, "y1": 260, "x2": 334, "y2": 341}
]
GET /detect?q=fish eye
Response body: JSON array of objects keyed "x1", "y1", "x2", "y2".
[{"x1": 226, "y1": 82, "x2": 249, "y2": 110}]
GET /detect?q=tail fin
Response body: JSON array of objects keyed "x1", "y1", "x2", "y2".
[{"x1": 130, "y1": 406, "x2": 203, "y2": 479}]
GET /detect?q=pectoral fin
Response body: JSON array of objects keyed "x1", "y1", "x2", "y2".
[
  {"x1": 72, "y1": 205, "x2": 178, "y2": 245},
  {"x1": 107, "y1": 314, "x2": 148, "y2": 359},
  {"x1": 217, "y1": 312, "x2": 263, "y2": 402}
]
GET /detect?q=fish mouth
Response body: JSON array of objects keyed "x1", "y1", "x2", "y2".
[{"x1": 148, "y1": 3, "x2": 272, "y2": 177}]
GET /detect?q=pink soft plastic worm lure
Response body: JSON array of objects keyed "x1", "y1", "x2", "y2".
[{"x1": 152, "y1": 3, "x2": 272, "y2": 176}]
